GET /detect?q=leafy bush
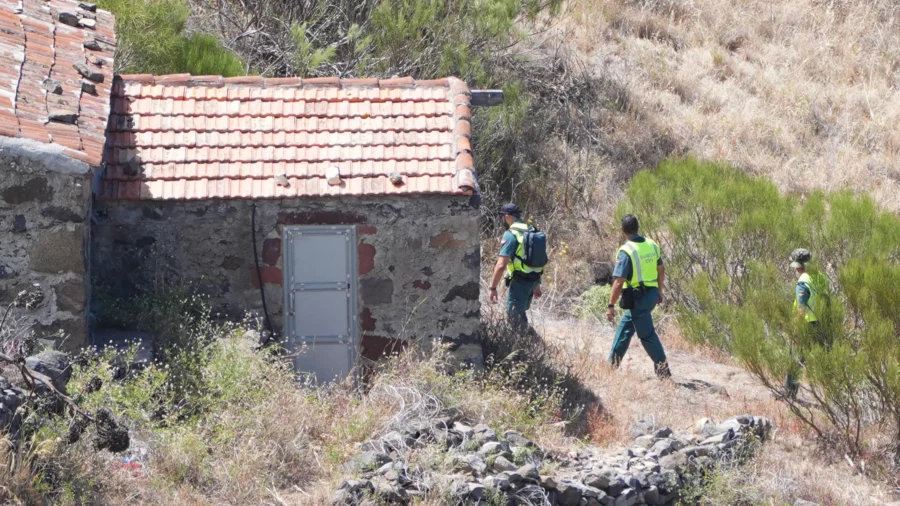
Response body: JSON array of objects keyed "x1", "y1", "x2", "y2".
[
  {"x1": 93, "y1": 286, "x2": 243, "y2": 416},
  {"x1": 32, "y1": 284, "x2": 574, "y2": 504},
  {"x1": 98, "y1": 0, "x2": 190, "y2": 74},
  {"x1": 619, "y1": 157, "x2": 900, "y2": 454},
  {"x1": 174, "y1": 34, "x2": 246, "y2": 77},
  {"x1": 98, "y1": 0, "x2": 246, "y2": 75}
]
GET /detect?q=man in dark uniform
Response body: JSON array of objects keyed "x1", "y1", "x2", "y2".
[
  {"x1": 489, "y1": 204, "x2": 542, "y2": 333},
  {"x1": 784, "y1": 248, "x2": 831, "y2": 398},
  {"x1": 606, "y1": 214, "x2": 671, "y2": 378}
]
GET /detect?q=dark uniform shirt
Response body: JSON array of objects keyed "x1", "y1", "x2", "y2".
[
  {"x1": 796, "y1": 281, "x2": 811, "y2": 307},
  {"x1": 612, "y1": 234, "x2": 664, "y2": 280}
]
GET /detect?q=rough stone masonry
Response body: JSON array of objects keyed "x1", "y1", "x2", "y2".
[
  {"x1": 92, "y1": 195, "x2": 482, "y2": 365},
  {"x1": 0, "y1": 138, "x2": 93, "y2": 352},
  {"x1": 334, "y1": 413, "x2": 773, "y2": 506}
]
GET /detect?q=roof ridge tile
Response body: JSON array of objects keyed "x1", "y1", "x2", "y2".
[{"x1": 379, "y1": 77, "x2": 415, "y2": 88}]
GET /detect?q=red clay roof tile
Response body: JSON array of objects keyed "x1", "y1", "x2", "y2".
[
  {"x1": 0, "y1": 0, "x2": 115, "y2": 163},
  {"x1": 101, "y1": 76, "x2": 476, "y2": 200}
]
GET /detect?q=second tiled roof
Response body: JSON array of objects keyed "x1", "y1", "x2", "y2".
[
  {"x1": 0, "y1": 0, "x2": 116, "y2": 165},
  {"x1": 99, "y1": 75, "x2": 476, "y2": 200}
]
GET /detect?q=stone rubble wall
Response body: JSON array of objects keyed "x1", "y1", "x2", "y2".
[
  {"x1": 91, "y1": 195, "x2": 482, "y2": 365},
  {"x1": 334, "y1": 413, "x2": 772, "y2": 506},
  {"x1": 0, "y1": 145, "x2": 92, "y2": 351}
]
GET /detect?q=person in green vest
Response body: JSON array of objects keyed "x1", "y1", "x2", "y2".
[
  {"x1": 784, "y1": 248, "x2": 831, "y2": 398},
  {"x1": 489, "y1": 203, "x2": 542, "y2": 333},
  {"x1": 605, "y1": 214, "x2": 671, "y2": 379}
]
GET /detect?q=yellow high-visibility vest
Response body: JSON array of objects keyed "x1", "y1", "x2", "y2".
[
  {"x1": 794, "y1": 272, "x2": 830, "y2": 323},
  {"x1": 617, "y1": 239, "x2": 661, "y2": 288}
]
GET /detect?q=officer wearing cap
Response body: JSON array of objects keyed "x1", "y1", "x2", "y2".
[
  {"x1": 489, "y1": 203, "x2": 542, "y2": 333},
  {"x1": 785, "y1": 248, "x2": 831, "y2": 397}
]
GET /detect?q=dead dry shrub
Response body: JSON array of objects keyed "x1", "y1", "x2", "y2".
[
  {"x1": 610, "y1": 11, "x2": 684, "y2": 50},
  {"x1": 479, "y1": 315, "x2": 602, "y2": 438},
  {"x1": 0, "y1": 436, "x2": 46, "y2": 505}
]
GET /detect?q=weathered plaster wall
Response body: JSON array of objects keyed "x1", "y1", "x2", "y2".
[
  {"x1": 0, "y1": 141, "x2": 92, "y2": 352},
  {"x1": 92, "y1": 196, "x2": 482, "y2": 365}
]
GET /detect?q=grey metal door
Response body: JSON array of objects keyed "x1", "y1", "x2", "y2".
[{"x1": 283, "y1": 225, "x2": 358, "y2": 384}]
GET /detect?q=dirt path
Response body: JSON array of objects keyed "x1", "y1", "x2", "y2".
[
  {"x1": 526, "y1": 310, "x2": 897, "y2": 506},
  {"x1": 532, "y1": 311, "x2": 774, "y2": 407}
]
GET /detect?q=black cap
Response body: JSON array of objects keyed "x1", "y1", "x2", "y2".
[{"x1": 499, "y1": 203, "x2": 521, "y2": 217}]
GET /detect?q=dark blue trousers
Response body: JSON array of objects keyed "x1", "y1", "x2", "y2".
[{"x1": 608, "y1": 287, "x2": 670, "y2": 376}]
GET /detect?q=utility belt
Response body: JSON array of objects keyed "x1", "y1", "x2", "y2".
[
  {"x1": 504, "y1": 270, "x2": 542, "y2": 286},
  {"x1": 620, "y1": 283, "x2": 653, "y2": 310}
]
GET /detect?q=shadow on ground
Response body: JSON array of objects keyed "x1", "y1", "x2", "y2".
[{"x1": 480, "y1": 318, "x2": 603, "y2": 439}]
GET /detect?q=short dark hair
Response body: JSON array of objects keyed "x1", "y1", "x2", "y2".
[{"x1": 621, "y1": 214, "x2": 639, "y2": 235}]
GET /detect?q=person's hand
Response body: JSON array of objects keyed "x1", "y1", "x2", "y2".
[
  {"x1": 606, "y1": 306, "x2": 616, "y2": 323},
  {"x1": 489, "y1": 287, "x2": 498, "y2": 304},
  {"x1": 534, "y1": 285, "x2": 543, "y2": 299},
  {"x1": 658, "y1": 290, "x2": 666, "y2": 305}
]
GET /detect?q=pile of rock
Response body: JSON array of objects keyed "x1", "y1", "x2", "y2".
[
  {"x1": 0, "y1": 376, "x2": 26, "y2": 433},
  {"x1": 333, "y1": 414, "x2": 772, "y2": 506},
  {"x1": 0, "y1": 350, "x2": 72, "y2": 434}
]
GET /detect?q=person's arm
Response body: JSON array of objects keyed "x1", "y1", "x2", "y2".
[
  {"x1": 657, "y1": 265, "x2": 666, "y2": 304},
  {"x1": 606, "y1": 249, "x2": 630, "y2": 322},
  {"x1": 606, "y1": 277, "x2": 625, "y2": 322},
  {"x1": 489, "y1": 256, "x2": 510, "y2": 303},
  {"x1": 490, "y1": 230, "x2": 517, "y2": 303},
  {"x1": 796, "y1": 283, "x2": 810, "y2": 319}
]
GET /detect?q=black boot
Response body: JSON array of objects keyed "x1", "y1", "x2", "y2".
[{"x1": 655, "y1": 361, "x2": 672, "y2": 379}]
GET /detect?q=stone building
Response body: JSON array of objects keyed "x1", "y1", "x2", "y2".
[
  {"x1": 0, "y1": 0, "x2": 483, "y2": 382},
  {"x1": 91, "y1": 75, "x2": 482, "y2": 381},
  {"x1": 0, "y1": 0, "x2": 115, "y2": 352}
]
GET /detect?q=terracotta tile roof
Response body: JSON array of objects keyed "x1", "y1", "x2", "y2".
[
  {"x1": 0, "y1": 0, "x2": 116, "y2": 165},
  {"x1": 99, "y1": 75, "x2": 477, "y2": 200}
]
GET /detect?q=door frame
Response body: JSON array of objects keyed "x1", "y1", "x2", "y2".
[{"x1": 282, "y1": 224, "x2": 359, "y2": 383}]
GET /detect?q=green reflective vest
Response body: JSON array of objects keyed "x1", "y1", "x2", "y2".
[
  {"x1": 506, "y1": 222, "x2": 543, "y2": 276},
  {"x1": 617, "y1": 239, "x2": 661, "y2": 288},
  {"x1": 794, "y1": 271, "x2": 830, "y2": 323}
]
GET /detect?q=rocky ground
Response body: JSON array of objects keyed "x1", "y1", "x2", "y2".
[{"x1": 334, "y1": 405, "x2": 771, "y2": 506}]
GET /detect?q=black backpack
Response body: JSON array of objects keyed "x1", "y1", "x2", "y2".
[{"x1": 516, "y1": 225, "x2": 549, "y2": 269}]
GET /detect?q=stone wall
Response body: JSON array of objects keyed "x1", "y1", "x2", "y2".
[
  {"x1": 335, "y1": 413, "x2": 773, "y2": 506},
  {"x1": 0, "y1": 139, "x2": 93, "y2": 352},
  {"x1": 92, "y1": 195, "x2": 482, "y2": 365}
]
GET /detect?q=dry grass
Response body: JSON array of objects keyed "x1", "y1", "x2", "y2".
[
  {"x1": 556, "y1": 0, "x2": 900, "y2": 212},
  {"x1": 28, "y1": 331, "x2": 571, "y2": 506}
]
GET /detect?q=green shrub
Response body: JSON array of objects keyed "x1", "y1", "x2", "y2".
[
  {"x1": 174, "y1": 34, "x2": 246, "y2": 77},
  {"x1": 620, "y1": 157, "x2": 900, "y2": 454},
  {"x1": 98, "y1": 0, "x2": 246, "y2": 75},
  {"x1": 98, "y1": 0, "x2": 189, "y2": 74},
  {"x1": 93, "y1": 286, "x2": 241, "y2": 416}
]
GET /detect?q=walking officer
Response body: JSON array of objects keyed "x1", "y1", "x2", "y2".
[
  {"x1": 784, "y1": 248, "x2": 831, "y2": 397},
  {"x1": 606, "y1": 214, "x2": 672, "y2": 378},
  {"x1": 489, "y1": 203, "x2": 543, "y2": 333}
]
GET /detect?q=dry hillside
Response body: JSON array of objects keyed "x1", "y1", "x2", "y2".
[{"x1": 555, "y1": 0, "x2": 900, "y2": 211}]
